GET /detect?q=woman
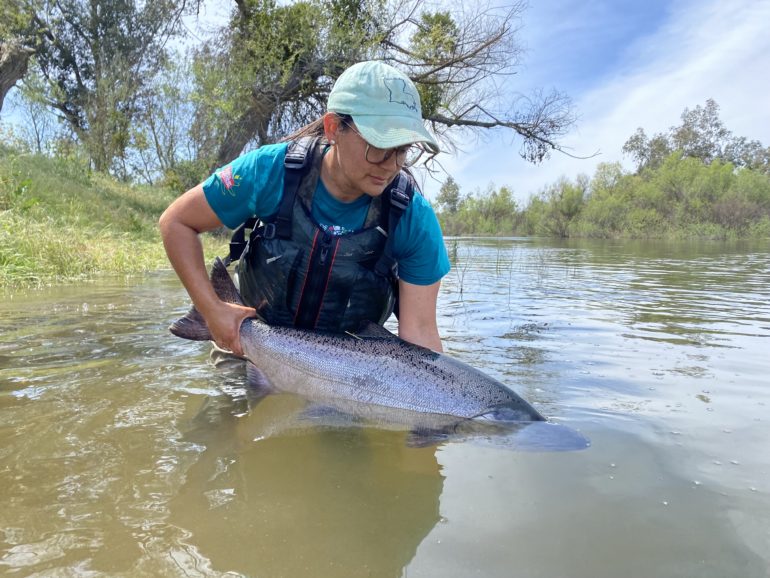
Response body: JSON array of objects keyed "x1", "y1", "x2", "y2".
[{"x1": 159, "y1": 60, "x2": 450, "y2": 355}]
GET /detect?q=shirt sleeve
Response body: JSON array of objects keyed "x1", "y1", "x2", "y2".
[
  {"x1": 202, "y1": 142, "x2": 289, "y2": 229},
  {"x1": 393, "y1": 192, "x2": 451, "y2": 285}
]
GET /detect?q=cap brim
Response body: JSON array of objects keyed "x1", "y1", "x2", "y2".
[{"x1": 351, "y1": 114, "x2": 440, "y2": 155}]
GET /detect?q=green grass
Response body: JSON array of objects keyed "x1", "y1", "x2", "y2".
[{"x1": 0, "y1": 150, "x2": 225, "y2": 289}]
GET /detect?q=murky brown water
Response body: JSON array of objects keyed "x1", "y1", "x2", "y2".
[{"x1": 1, "y1": 238, "x2": 768, "y2": 577}]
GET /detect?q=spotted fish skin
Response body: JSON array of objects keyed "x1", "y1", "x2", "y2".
[{"x1": 170, "y1": 258, "x2": 545, "y2": 423}]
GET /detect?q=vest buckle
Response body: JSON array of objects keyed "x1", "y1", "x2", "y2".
[
  {"x1": 263, "y1": 222, "x2": 277, "y2": 239},
  {"x1": 389, "y1": 175, "x2": 410, "y2": 211}
]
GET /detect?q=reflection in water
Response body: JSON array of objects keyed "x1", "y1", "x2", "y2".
[
  {"x1": 1, "y1": 239, "x2": 769, "y2": 577},
  {"x1": 171, "y1": 386, "x2": 443, "y2": 577}
]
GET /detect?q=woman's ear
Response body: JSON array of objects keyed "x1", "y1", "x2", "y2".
[{"x1": 323, "y1": 113, "x2": 342, "y2": 143}]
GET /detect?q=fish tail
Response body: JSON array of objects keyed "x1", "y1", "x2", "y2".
[
  {"x1": 169, "y1": 306, "x2": 211, "y2": 341},
  {"x1": 169, "y1": 258, "x2": 243, "y2": 341}
]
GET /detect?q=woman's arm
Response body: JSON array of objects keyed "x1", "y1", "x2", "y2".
[
  {"x1": 159, "y1": 184, "x2": 255, "y2": 355},
  {"x1": 396, "y1": 279, "x2": 443, "y2": 352}
]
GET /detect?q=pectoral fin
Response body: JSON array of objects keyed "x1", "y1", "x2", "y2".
[{"x1": 405, "y1": 427, "x2": 451, "y2": 448}]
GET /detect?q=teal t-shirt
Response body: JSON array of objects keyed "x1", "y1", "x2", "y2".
[{"x1": 202, "y1": 142, "x2": 450, "y2": 286}]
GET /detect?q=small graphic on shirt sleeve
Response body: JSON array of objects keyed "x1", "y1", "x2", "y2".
[{"x1": 216, "y1": 165, "x2": 241, "y2": 195}]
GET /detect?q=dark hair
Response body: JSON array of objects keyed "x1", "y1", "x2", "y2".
[{"x1": 282, "y1": 113, "x2": 353, "y2": 142}]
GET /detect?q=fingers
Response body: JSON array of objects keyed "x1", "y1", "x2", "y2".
[
  {"x1": 206, "y1": 303, "x2": 253, "y2": 357},
  {"x1": 226, "y1": 306, "x2": 257, "y2": 357}
]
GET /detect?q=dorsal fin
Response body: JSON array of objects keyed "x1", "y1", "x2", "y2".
[
  {"x1": 351, "y1": 321, "x2": 399, "y2": 340},
  {"x1": 210, "y1": 257, "x2": 244, "y2": 305}
]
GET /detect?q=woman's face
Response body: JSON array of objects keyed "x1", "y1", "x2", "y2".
[{"x1": 322, "y1": 114, "x2": 401, "y2": 202}]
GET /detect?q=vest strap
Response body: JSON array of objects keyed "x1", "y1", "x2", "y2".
[
  {"x1": 276, "y1": 136, "x2": 318, "y2": 238},
  {"x1": 374, "y1": 173, "x2": 414, "y2": 279}
]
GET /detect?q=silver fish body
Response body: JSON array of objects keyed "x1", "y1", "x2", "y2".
[
  {"x1": 237, "y1": 317, "x2": 543, "y2": 421},
  {"x1": 170, "y1": 259, "x2": 589, "y2": 450}
]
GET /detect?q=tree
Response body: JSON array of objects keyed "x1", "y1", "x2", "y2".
[
  {"x1": 192, "y1": 0, "x2": 341, "y2": 169},
  {"x1": 0, "y1": 0, "x2": 38, "y2": 112},
  {"x1": 670, "y1": 99, "x2": 731, "y2": 164},
  {"x1": 436, "y1": 175, "x2": 461, "y2": 213},
  {"x1": 194, "y1": 0, "x2": 575, "y2": 169},
  {"x1": 124, "y1": 56, "x2": 201, "y2": 186},
  {"x1": 724, "y1": 136, "x2": 770, "y2": 175},
  {"x1": 13, "y1": 71, "x2": 61, "y2": 153},
  {"x1": 622, "y1": 128, "x2": 671, "y2": 172},
  {"x1": 623, "y1": 99, "x2": 768, "y2": 174},
  {"x1": 529, "y1": 175, "x2": 587, "y2": 237},
  {"x1": 29, "y1": 0, "x2": 201, "y2": 174}
]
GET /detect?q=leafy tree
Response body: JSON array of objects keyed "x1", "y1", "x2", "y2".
[
  {"x1": 436, "y1": 175, "x2": 461, "y2": 213},
  {"x1": 712, "y1": 168, "x2": 770, "y2": 232},
  {"x1": 410, "y1": 11, "x2": 458, "y2": 118},
  {"x1": 439, "y1": 101, "x2": 770, "y2": 239},
  {"x1": 622, "y1": 128, "x2": 671, "y2": 172},
  {"x1": 724, "y1": 136, "x2": 770, "y2": 175},
  {"x1": 670, "y1": 99, "x2": 731, "y2": 164},
  {"x1": 623, "y1": 99, "x2": 769, "y2": 174},
  {"x1": 28, "y1": 0, "x2": 201, "y2": 173},
  {"x1": 0, "y1": 0, "x2": 39, "y2": 112},
  {"x1": 126, "y1": 56, "x2": 201, "y2": 186},
  {"x1": 195, "y1": 0, "x2": 575, "y2": 169},
  {"x1": 435, "y1": 181, "x2": 520, "y2": 235},
  {"x1": 192, "y1": 0, "x2": 341, "y2": 168},
  {"x1": 13, "y1": 70, "x2": 61, "y2": 153},
  {"x1": 486, "y1": 185, "x2": 518, "y2": 228},
  {"x1": 535, "y1": 175, "x2": 587, "y2": 237}
]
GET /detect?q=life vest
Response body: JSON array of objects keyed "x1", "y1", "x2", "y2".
[{"x1": 228, "y1": 137, "x2": 414, "y2": 332}]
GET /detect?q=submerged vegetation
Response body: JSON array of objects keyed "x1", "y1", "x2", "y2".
[
  {"x1": 0, "y1": 147, "x2": 223, "y2": 288},
  {"x1": 436, "y1": 100, "x2": 770, "y2": 239}
]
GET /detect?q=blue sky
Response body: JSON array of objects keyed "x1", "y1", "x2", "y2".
[{"x1": 422, "y1": 0, "x2": 770, "y2": 202}]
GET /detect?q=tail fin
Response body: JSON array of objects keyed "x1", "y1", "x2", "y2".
[
  {"x1": 169, "y1": 307, "x2": 211, "y2": 341},
  {"x1": 169, "y1": 257, "x2": 243, "y2": 341}
]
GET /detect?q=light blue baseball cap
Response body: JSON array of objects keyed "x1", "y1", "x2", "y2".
[{"x1": 327, "y1": 60, "x2": 440, "y2": 154}]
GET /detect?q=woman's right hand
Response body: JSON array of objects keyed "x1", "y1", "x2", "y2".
[{"x1": 204, "y1": 300, "x2": 257, "y2": 357}]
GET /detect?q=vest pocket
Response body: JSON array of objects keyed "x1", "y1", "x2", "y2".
[{"x1": 338, "y1": 266, "x2": 395, "y2": 330}]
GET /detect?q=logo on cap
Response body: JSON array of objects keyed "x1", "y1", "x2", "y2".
[{"x1": 384, "y1": 77, "x2": 418, "y2": 112}]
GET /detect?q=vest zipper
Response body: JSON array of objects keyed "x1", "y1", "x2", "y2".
[{"x1": 294, "y1": 231, "x2": 338, "y2": 328}]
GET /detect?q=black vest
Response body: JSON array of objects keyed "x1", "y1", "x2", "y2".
[{"x1": 234, "y1": 137, "x2": 414, "y2": 332}]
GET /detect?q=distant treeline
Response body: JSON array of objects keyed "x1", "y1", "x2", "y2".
[{"x1": 435, "y1": 100, "x2": 770, "y2": 239}]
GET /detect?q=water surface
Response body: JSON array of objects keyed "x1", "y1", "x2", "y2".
[{"x1": 1, "y1": 238, "x2": 768, "y2": 577}]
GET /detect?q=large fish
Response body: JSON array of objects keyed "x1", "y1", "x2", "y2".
[{"x1": 170, "y1": 258, "x2": 589, "y2": 451}]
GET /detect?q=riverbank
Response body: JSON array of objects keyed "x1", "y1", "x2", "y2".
[
  {"x1": 3, "y1": 147, "x2": 769, "y2": 289},
  {"x1": 1, "y1": 150, "x2": 224, "y2": 289}
]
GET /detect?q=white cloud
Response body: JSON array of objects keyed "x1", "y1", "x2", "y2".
[{"x1": 424, "y1": 0, "x2": 770, "y2": 203}]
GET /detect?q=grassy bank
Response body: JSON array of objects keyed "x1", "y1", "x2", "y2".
[{"x1": 0, "y1": 149, "x2": 224, "y2": 289}]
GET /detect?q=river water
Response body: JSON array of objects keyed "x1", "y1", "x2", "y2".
[{"x1": 1, "y1": 238, "x2": 768, "y2": 577}]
